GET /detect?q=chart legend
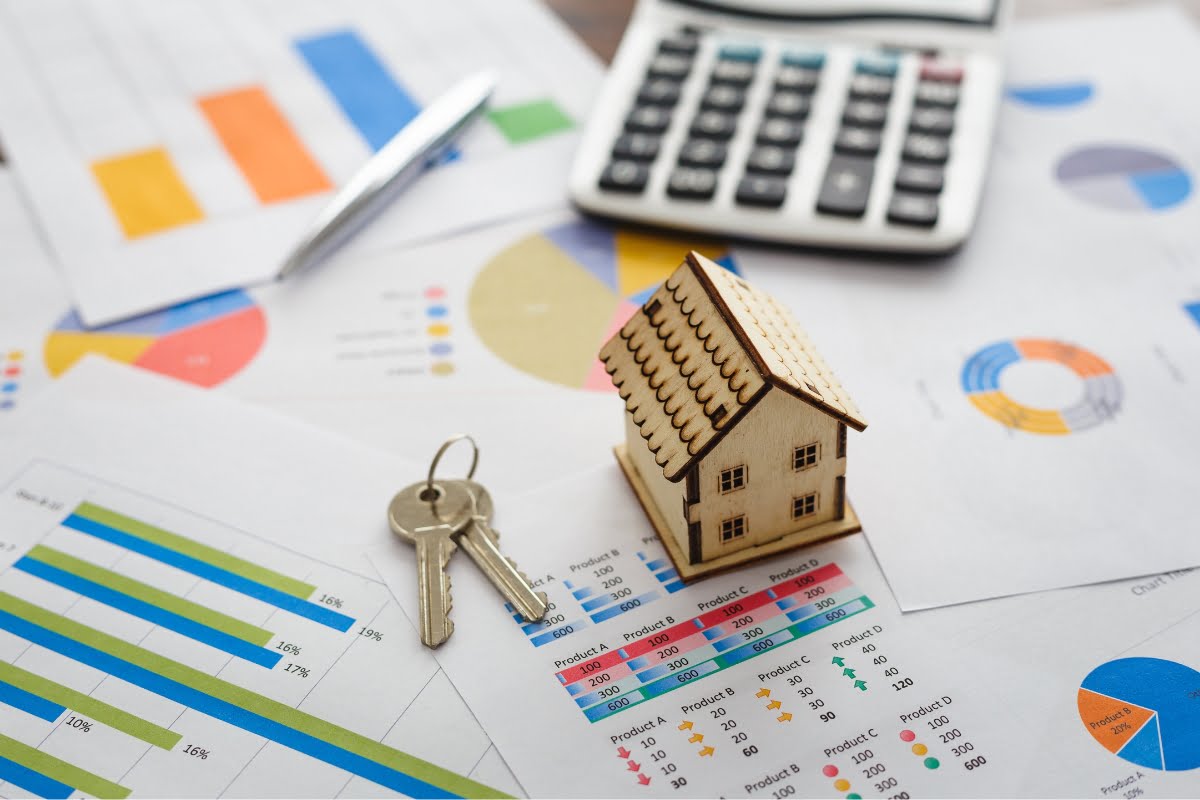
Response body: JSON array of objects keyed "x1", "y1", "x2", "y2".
[
  {"x1": 1056, "y1": 145, "x2": 1192, "y2": 212},
  {"x1": 1, "y1": 349, "x2": 22, "y2": 412}
]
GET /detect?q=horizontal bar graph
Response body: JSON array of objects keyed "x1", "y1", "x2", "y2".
[
  {"x1": 0, "y1": 753, "x2": 74, "y2": 800},
  {"x1": 0, "y1": 731, "x2": 131, "y2": 799},
  {"x1": 0, "y1": 679, "x2": 65, "y2": 722},
  {"x1": 638, "y1": 551, "x2": 685, "y2": 594},
  {"x1": 91, "y1": 148, "x2": 204, "y2": 239}
]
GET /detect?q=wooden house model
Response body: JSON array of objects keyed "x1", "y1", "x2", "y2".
[{"x1": 599, "y1": 252, "x2": 867, "y2": 582}]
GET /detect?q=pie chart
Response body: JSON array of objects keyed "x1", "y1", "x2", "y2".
[
  {"x1": 45, "y1": 290, "x2": 266, "y2": 388},
  {"x1": 1078, "y1": 658, "x2": 1200, "y2": 771},
  {"x1": 469, "y1": 220, "x2": 737, "y2": 391},
  {"x1": 1056, "y1": 145, "x2": 1192, "y2": 212}
]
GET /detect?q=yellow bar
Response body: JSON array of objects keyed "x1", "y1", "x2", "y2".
[{"x1": 91, "y1": 148, "x2": 204, "y2": 238}]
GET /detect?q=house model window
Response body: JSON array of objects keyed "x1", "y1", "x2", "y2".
[
  {"x1": 792, "y1": 492, "x2": 818, "y2": 520},
  {"x1": 720, "y1": 515, "x2": 746, "y2": 542},
  {"x1": 719, "y1": 465, "x2": 746, "y2": 493},
  {"x1": 793, "y1": 443, "x2": 819, "y2": 471}
]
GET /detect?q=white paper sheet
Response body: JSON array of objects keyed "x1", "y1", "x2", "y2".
[{"x1": 0, "y1": 0, "x2": 600, "y2": 324}]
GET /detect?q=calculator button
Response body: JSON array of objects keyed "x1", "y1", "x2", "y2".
[
  {"x1": 834, "y1": 127, "x2": 882, "y2": 157},
  {"x1": 914, "y1": 81, "x2": 959, "y2": 109},
  {"x1": 908, "y1": 107, "x2": 955, "y2": 136},
  {"x1": 736, "y1": 175, "x2": 788, "y2": 208},
  {"x1": 919, "y1": 60, "x2": 963, "y2": 84},
  {"x1": 678, "y1": 139, "x2": 728, "y2": 168},
  {"x1": 766, "y1": 91, "x2": 811, "y2": 119},
  {"x1": 781, "y1": 51, "x2": 826, "y2": 70},
  {"x1": 849, "y1": 74, "x2": 893, "y2": 101},
  {"x1": 775, "y1": 66, "x2": 820, "y2": 93},
  {"x1": 599, "y1": 161, "x2": 649, "y2": 193},
  {"x1": 612, "y1": 134, "x2": 661, "y2": 162},
  {"x1": 894, "y1": 163, "x2": 944, "y2": 194},
  {"x1": 842, "y1": 100, "x2": 888, "y2": 129},
  {"x1": 902, "y1": 133, "x2": 950, "y2": 165},
  {"x1": 887, "y1": 192, "x2": 939, "y2": 226},
  {"x1": 719, "y1": 44, "x2": 762, "y2": 62},
  {"x1": 855, "y1": 55, "x2": 899, "y2": 77},
  {"x1": 638, "y1": 79, "x2": 682, "y2": 107},
  {"x1": 701, "y1": 85, "x2": 746, "y2": 112},
  {"x1": 690, "y1": 110, "x2": 738, "y2": 140},
  {"x1": 816, "y1": 155, "x2": 875, "y2": 217},
  {"x1": 667, "y1": 168, "x2": 719, "y2": 200},
  {"x1": 648, "y1": 54, "x2": 692, "y2": 81},
  {"x1": 710, "y1": 60, "x2": 756, "y2": 86},
  {"x1": 745, "y1": 145, "x2": 795, "y2": 176},
  {"x1": 757, "y1": 118, "x2": 804, "y2": 147},
  {"x1": 626, "y1": 106, "x2": 673, "y2": 134},
  {"x1": 659, "y1": 34, "x2": 700, "y2": 57}
]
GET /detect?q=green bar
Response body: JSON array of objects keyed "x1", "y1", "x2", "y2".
[
  {"x1": 0, "y1": 593, "x2": 504, "y2": 799},
  {"x1": 0, "y1": 659, "x2": 181, "y2": 750},
  {"x1": 73, "y1": 502, "x2": 316, "y2": 599},
  {"x1": 0, "y1": 730, "x2": 131, "y2": 799},
  {"x1": 486, "y1": 99, "x2": 573, "y2": 144},
  {"x1": 27, "y1": 545, "x2": 274, "y2": 647}
]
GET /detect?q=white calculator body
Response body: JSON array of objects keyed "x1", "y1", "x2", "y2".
[{"x1": 568, "y1": 0, "x2": 1010, "y2": 253}]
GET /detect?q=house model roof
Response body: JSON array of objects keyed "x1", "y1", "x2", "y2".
[{"x1": 599, "y1": 252, "x2": 867, "y2": 482}]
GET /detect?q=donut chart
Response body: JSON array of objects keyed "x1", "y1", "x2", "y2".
[
  {"x1": 1078, "y1": 658, "x2": 1200, "y2": 771},
  {"x1": 469, "y1": 220, "x2": 738, "y2": 391},
  {"x1": 960, "y1": 338, "x2": 1121, "y2": 435},
  {"x1": 45, "y1": 290, "x2": 266, "y2": 388},
  {"x1": 1056, "y1": 145, "x2": 1192, "y2": 212}
]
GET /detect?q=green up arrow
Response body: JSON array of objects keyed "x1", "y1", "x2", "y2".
[
  {"x1": 842, "y1": 668, "x2": 856, "y2": 678},
  {"x1": 854, "y1": 680, "x2": 867, "y2": 691},
  {"x1": 832, "y1": 657, "x2": 845, "y2": 667}
]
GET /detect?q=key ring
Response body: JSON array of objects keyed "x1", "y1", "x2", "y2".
[{"x1": 426, "y1": 434, "x2": 479, "y2": 501}]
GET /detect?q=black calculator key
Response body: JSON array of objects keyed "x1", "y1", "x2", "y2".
[
  {"x1": 667, "y1": 168, "x2": 719, "y2": 200},
  {"x1": 849, "y1": 73, "x2": 893, "y2": 101},
  {"x1": 816, "y1": 155, "x2": 875, "y2": 217},
  {"x1": 658, "y1": 34, "x2": 700, "y2": 56},
  {"x1": 678, "y1": 139, "x2": 728, "y2": 168},
  {"x1": 746, "y1": 146, "x2": 795, "y2": 176},
  {"x1": 648, "y1": 54, "x2": 692, "y2": 80},
  {"x1": 710, "y1": 59, "x2": 756, "y2": 86},
  {"x1": 690, "y1": 110, "x2": 738, "y2": 140},
  {"x1": 894, "y1": 163, "x2": 944, "y2": 194},
  {"x1": 902, "y1": 133, "x2": 950, "y2": 165},
  {"x1": 599, "y1": 161, "x2": 649, "y2": 193},
  {"x1": 626, "y1": 106, "x2": 673, "y2": 134},
  {"x1": 914, "y1": 81, "x2": 959, "y2": 109},
  {"x1": 757, "y1": 118, "x2": 804, "y2": 147},
  {"x1": 612, "y1": 133, "x2": 661, "y2": 162},
  {"x1": 887, "y1": 192, "x2": 939, "y2": 226},
  {"x1": 766, "y1": 91, "x2": 811, "y2": 119},
  {"x1": 736, "y1": 175, "x2": 788, "y2": 208},
  {"x1": 775, "y1": 66, "x2": 820, "y2": 93},
  {"x1": 701, "y1": 85, "x2": 746, "y2": 112},
  {"x1": 909, "y1": 107, "x2": 955, "y2": 136},
  {"x1": 834, "y1": 126, "x2": 882, "y2": 157},
  {"x1": 842, "y1": 100, "x2": 888, "y2": 129},
  {"x1": 637, "y1": 79, "x2": 682, "y2": 107}
]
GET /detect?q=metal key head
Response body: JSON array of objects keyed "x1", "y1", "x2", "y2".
[
  {"x1": 387, "y1": 480, "x2": 477, "y2": 648},
  {"x1": 450, "y1": 480, "x2": 549, "y2": 623}
]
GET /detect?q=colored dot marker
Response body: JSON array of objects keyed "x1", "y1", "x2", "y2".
[
  {"x1": 431, "y1": 362, "x2": 455, "y2": 376},
  {"x1": 425, "y1": 305, "x2": 448, "y2": 319},
  {"x1": 833, "y1": 779, "x2": 850, "y2": 792},
  {"x1": 1, "y1": 382, "x2": 17, "y2": 393},
  {"x1": 846, "y1": 794, "x2": 862, "y2": 800},
  {"x1": 427, "y1": 323, "x2": 451, "y2": 337},
  {"x1": 899, "y1": 729, "x2": 916, "y2": 742},
  {"x1": 924, "y1": 757, "x2": 940, "y2": 770},
  {"x1": 424, "y1": 286, "x2": 446, "y2": 300},
  {"x1": 0, "y1": 399, "x2": 13, "y2": 411},
  {"x1": 4, "y1": 365, "x2": 18, "y2": 376},
  {"x1": 6, "y1": 350, "x2": 23, "y2": 360},
  {"x1": 430, "y1": 342, "x2": 453, "y2": 357},
  {"x1": 912, "y1": 743, "x2": 928, "y2": 756},
  {"x1": 822, "y1": 765, "x2": 839, "y2": 778}
]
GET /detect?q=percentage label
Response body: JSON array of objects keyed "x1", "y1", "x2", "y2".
[
  {"x1": 357, "y1": 627, "x2": 383, "y2": 641},
  {"x1": 183, "y1": 745, "x2": 209, "y2": 760},
  {"x1": 318, "y1": 594, "x2": 344, "y2": 609},
  {"x1": 65, "y1": 715, "x2": 91, "y2": 732},
  {"x1": 283, "y1": 662, "x2": 311, "y2": 678},
  {"x1": 275, "y1": 642, "x2": 302, "y2": 655}
]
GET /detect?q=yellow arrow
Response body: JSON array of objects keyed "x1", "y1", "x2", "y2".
[
  {"x1": 756, "y1": 688, "x2": 771, "y2": 698},
  {"x1": 678, "y1": 720, "x2": 693, "y2": 731},
  {"x1": 688, "y1": 733, "x2": 704, "y2": 744},
  {"x1": 699, "y1": 746, "x2": 715, "y2": 757},
  {"x1": 777, "y1": 712, "x2": 793, "y2": 722},
  {"x1": 766, "y1": 700, "x2": 781, "y2": 710}
]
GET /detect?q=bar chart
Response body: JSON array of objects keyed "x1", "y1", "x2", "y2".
[{"x1": 0, "y1": 463, "x2": 500, "y2": 799}]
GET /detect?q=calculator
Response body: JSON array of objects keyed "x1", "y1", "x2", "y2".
[{"x1": 567, "y1": 0, "x2": 1010, "y2": 254}]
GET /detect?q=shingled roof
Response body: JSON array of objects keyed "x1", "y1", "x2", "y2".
[{"x1": 599, "y1": 252, "x2": 867, "y2": 482}]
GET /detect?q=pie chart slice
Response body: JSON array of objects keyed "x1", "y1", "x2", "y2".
[
  {"x1": 1056, "y1": 145, "x2": 1192, "y2": 212},
  {"x1": 469, "y1": 220, "x2": 738, "y2": 391},
  {"x1": 1078, "y1": 658, "x2": 1200, "y2": 771},
  {"x1": 45, "y1": 289, "x2": 266, "y2": 388},
  {"x1": 1007, "y1": 81, "x2": 1094, "y2": 108}
]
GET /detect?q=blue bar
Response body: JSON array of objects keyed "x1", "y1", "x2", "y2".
[
  {"x1": 0, "y1": 608, "x2": 459, "y2": 799},
  {"x1": 295, "y1": 30, "x2": 420, "y2": 153},
  {"x1": 792, "y1": 597, "x2": 871, "y2": 637},
  {"x1": 663, "y1": 580, "x2": 685, "y2": 594},
  {"x1": 584, "y1": 692, "x2": 644, "y2": 723},
  {"x1": 529, "y1": 619, "x2": 586, "y2": 647},
  {"x1": 62, "y1": 514, "x2": 353, "y2": 632},
  {"x1": 777, "y1": 596, "x2": 799, "y2": 610},
  {"x1": 519, "y1": 620, "x2": 543, "y2": 635},
  {"x1": 645, "y1": 558, "x2": 670, "y2": 572},
  {"x1": 0, "y1": 679, "x2": 65, "y2": 722},
  {"x1": 0, "y1": 755, "x2": 73, "y2": 800},
  {"x1": 641, "y1": 661, "x2": 719, "y2": 699},
  {"x1": 572, "y1": 587, "x2": 594, "y2": 601},
  {"x1": 580, "y1": 593, "x2": 610, "y2": 613},
  {"x1": 626, "y1": 655, "x2": 650, "y2": 671},
  {"x1": 565, "y1": 681, "x2": 585, "y2": 696},
  {"x1": 588, "y1": 591, "x2": 659, "y2": 624},
  {"x1": 701, "y1": 626, "x2": 725, "y2": 641},
  {"x1": 716, "y1": 629, "x2": 795, "y2": 668},
  {"x1": 653, "y1": 568, "x2": 677, "y2": 582},
  {"x1": 14, "y1": 556, "x2": 282, "y2": 669}
]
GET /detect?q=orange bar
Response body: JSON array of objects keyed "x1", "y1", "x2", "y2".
[
  {"x1": 92, "y1": 148, "x2": 205, "y2": 238},
  {"x1": 198, "y1": 87, "x2": 332, "y2": 204}
]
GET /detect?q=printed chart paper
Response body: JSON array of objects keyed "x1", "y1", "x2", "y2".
[
  {"x1": 0, "y1": 359, "x2": 523, "y2": 798},
  {"x1": 0, "y1": 0, "x2": 599, "y2": 324}
]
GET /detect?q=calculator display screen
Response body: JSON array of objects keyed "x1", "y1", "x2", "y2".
[{"x1": 680, "y1": 0, "x2": 998, "y2": 25}]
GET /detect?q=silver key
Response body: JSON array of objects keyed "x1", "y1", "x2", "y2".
[
  {"x1": 387, "y1": 480, "x2": 475, "y2": 648},
  {"x1": 453, "y1": 480, "x2": 548, "y2": 623}
]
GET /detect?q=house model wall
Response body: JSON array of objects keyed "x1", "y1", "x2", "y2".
[{"x1": 599, "y1": 251, "x2": 867, "y2": 581}]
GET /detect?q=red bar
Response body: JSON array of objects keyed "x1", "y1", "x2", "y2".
[
  {"x1": 767, "y1": 563, "x2": 844, "y2": 602},
  {"x1": 620, "y1": 618, "x2": 713, "y2": 660},
  {"x1": 557, "y1": 650, "x2": 627, "y2": 685}
]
